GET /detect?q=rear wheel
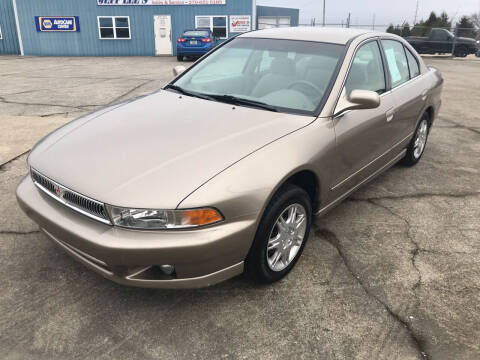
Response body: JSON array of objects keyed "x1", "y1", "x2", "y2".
[
  {"x1": 400, "y1": 112, "x2": 430, "y2": 166},
  {"x1": 177, "y1": 55, "x2": 183, "y2": 61},
  {"x1": 245, "y1": 184, "x2": 312, "y2": 284},
  {"x1": 454, "y1": 46, "x2": 468, "y2": 58}
]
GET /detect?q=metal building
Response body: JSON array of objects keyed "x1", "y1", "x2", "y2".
[
  {"x1": 0, "y1": 0, "x2": 299, "y2": 56},
  {"x1": 0, "y1": 0, "x2": 20, "y2": 54}
]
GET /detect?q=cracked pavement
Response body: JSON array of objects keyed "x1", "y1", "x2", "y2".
[{"x1": 1, "y1": 55, "x2": 479, "y2": 359}]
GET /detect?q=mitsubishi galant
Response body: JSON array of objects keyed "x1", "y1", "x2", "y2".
[{"x1": 17, "y1": 27, "x2": 443, "y2": 288}]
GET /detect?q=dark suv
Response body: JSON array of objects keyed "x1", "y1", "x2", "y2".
[{"x1": 406, "y1": 28, "x2": 479, "y2": 57}]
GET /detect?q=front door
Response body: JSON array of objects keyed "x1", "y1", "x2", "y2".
[
  {"x1": 154, "y1": 15, "x2": 172, "y2": 56},
  {"x1": 330, "y1": 40, "x2": 397, "y2": 196}
]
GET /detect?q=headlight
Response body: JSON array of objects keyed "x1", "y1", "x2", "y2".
[{"x1": 105, "y1": 206, "x2": 223, "y2": 230}]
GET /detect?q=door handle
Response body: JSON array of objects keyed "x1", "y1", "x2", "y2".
[{"x1": 386, "y1": 108, "x2": 395, "y2": 122}]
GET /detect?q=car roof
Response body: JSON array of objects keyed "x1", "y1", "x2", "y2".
[{"x1": 239, "y1": 27, "x2": 385, "y2": 45}]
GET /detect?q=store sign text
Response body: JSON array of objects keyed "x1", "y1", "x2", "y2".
[
  {"x1": 97, "y1": 0, "x2": 226, "y2": 5},
  {"x1": 230, "y1": 15, "x2": 251, "y2": 33},
  {"x1": 35, "y1": 16, "x2": 80, "y2": 32}
]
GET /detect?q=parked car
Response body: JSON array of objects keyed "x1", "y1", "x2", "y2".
[
  {"x1": 176, "y1": 29, "x2": 217, "y2": 61},
  {"x1": 406, "y1": 28, "x2": 479, "y2": 57},
  {"x1": 17, "y1": 27, "x2": 443, "y2": 289}
]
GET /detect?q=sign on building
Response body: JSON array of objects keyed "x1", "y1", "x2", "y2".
[
  {"x1": 35, "y1": 16, "x2": 80, "y2": 32},
  {"x1": 230, "y1": 15, "x2": 251, "y2": 33},
  {"x1": 97, "y1": 0, "x2": 226, "y2": 5}
]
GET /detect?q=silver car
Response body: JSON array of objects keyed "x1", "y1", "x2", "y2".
[{"x1": 17, "y1": 27, "x2": 443, "y2": 288}]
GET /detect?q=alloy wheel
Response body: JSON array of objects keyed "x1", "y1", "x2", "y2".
[
  {"x1": 413, "y1": 119, "x2": 428, "y2": 159},
  {"x1": 266, "y1": 203, "x2": 307, "y2": 272}
]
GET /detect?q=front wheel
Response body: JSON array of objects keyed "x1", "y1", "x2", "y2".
[
  {"x1": 177, "y1": 55, "x2": 183, "y2": 61},
  {"x1": 245, "y1": 184, "x2": 312, "y2": 284},
  {"x1": 400, "y1": 113, "x2": 430, "y2": 166}
]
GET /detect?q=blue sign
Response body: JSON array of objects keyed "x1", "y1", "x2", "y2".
[{"x1": 35, "y1": 16, "x2": 80, "y2": 32}]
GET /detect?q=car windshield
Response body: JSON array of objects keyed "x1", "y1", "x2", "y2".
[
  {"x1": 173, "y1": 37, "x2": 345, "y2": 114},
  {"x1": 183, "y1": 30, "x2": 209, "y2": 37}
]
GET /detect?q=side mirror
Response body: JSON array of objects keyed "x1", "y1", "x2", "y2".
[
  {"x1": 173, "y1": 65, "x2": 186, "y2": 77},
  {"x1": 334, "y1": 89, "x2": 381, "y2": 117}
]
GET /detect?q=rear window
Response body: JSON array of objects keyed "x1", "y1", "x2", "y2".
[
  {"x1": 405, "y1": 47, "x2": 420, "y2": 78},
  {"x1": 183, "y1": 30, "x2": 209, "y2": 37},
  {"x1": 381, "y1": 39, "x2": 410, "y2": 88}
]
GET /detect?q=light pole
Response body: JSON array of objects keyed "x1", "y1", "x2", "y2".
[{"x1": 323, "y1": 0, "x2": 326, "y2": 27}]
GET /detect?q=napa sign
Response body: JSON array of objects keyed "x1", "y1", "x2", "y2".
[
  {"x1": 35, "y1": 16, "x2": 80, "y2": 32},
  {"x1": 97, "y1": 0, "x2": 226, "y2": 5}
]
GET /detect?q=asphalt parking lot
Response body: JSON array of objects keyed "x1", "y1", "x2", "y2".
[{"x1": 1, "y1": 54, "x2": 479, "y2": 360}]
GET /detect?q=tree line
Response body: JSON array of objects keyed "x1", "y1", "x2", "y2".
[{"x1": 386, "y1": 11, "x2": 479, "y2": 39}]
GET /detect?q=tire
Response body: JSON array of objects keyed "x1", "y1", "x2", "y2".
[
  {"x1": 177, "y1": 55, "x2": 183, "y2": 61},
  {"x1": 245, "y1": 184, "x2": 312, "y2": 284},
  {"x1": 400, "y1": 112, "x2": 430, "y2": 166},
  {"x1": 454, "y1": 46, "x2": 468, "y2": 58}
]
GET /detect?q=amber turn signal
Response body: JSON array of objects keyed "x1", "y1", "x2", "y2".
[{"x1": 181, "y1": 208, "x2": 223, "y2": 226}]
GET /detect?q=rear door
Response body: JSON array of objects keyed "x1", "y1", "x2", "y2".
[
  {"x1": 380, "y1": 39, "x2": 426, "y2": 141},
  {"x1": 429, "y1": 29, "x2": 451, "y2": 53},
  {"x1": 331, "y1": 40, "x2": 397, "y2": 194}
]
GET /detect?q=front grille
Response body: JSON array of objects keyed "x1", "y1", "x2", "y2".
[
  {"x1": 31, "y1": 169, "x2": 111, "y2": 225},
  {"x1": 62, "y1": 191, "x2": 108, "y2": 219}
]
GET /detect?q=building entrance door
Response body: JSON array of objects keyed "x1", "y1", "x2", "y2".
[{"x1": 154, "y1": 15, "x2": 172, "y2": 56}]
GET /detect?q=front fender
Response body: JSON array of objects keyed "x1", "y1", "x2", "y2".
[{"x1": 177, "y1": 117, "x2": 336, "y2": 230}]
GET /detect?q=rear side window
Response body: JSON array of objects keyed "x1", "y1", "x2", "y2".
[
  {"x1": 381, "y1": 40, "x2": 410, "y2": 88},
  {"x1": 405, "y1": 47, "x2": 420, "y2": 78},
  {"x1": 345, "y1": 41, "x2": 386, "y2": 95}
]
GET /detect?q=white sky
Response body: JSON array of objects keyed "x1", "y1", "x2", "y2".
[{"x1": 256, "y1": 0, "x2": 480, "y2": 26}]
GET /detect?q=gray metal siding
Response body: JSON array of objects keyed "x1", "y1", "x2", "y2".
[
  {"x1": 15, "y1": 0, "x2": 252, "y2": 56},
  {"x1": 0, "y1": 0, "x2": 20, "y2": 54},
  {"x1": 256, "y1": 5, "x2": 299, "y2": 27}
]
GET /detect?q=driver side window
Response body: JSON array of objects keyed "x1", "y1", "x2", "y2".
[{"x1": 345, "y1": 41, "x2": 386, "y2": 95}]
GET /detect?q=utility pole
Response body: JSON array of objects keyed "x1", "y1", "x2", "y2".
[
  {"x1": 322, "y1": 0, "x2": 326, "y2": 27},
  {"x1": 346, "y1": 13, "x2": 351, "y2": 28},
  {"x1": 372, "y1": 13, "x2": 375, "y2": 30},
  {"x1": 413, "y1": 0, "x2": 419, "y2": 25}
]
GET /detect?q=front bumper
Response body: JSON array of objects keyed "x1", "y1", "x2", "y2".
[{"x1": 16, "y1": 175, "x2": 257, "y2": 288}]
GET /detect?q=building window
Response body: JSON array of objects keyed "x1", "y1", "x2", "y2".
[
  {"x1": 195, "y1": 16, "x2": 227, "y2": 39},
  {"x1": 0, "y1": 25, "x2": 3, "y2": 40},
  {"x1": 98, "y1": 16, "x2": 131, "y2": 40}
]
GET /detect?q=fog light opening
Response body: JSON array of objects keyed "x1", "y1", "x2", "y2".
[{"x1": 160, "y1": 264, "x2": 175, "y2": 275}]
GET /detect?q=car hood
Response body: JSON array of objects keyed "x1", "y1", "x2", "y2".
[
  {"x1": 29, "y1": 90, "x2": 314, "y2": 209},
  {"x1": 457, "y1": 37, "x2": 477, "y2": 44}
]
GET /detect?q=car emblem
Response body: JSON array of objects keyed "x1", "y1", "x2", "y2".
[{"x1": 54, "y1": 184, "x2": 63, "y2": 198}]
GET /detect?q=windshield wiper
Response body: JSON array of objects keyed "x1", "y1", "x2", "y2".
[
  {"x1": 164, "y1": 84, "x2": 215, "y2": 101},
  {"x1": 165, "y1": 86, "x2": 278, "y2": 112},
  {"x1": 206, "y1": 94, "x2": 279, "y2": 112}
]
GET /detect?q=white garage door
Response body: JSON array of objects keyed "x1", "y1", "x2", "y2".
[
  {"x1": 258, "y1": 16, "x2": 291, "y2": 30},
  {"x1": 278, "y1": 17, "x2": 291, "y2": 27}
]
